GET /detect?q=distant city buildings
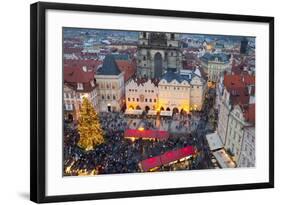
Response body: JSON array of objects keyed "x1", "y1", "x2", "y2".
[
  {"x1": 63, "y1": 29, "x2": 256, "y2": 168},
  {"x1": 200, "y1": 53, "x2": 231, "y2": 82}
]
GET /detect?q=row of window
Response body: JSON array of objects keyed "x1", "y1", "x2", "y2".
[
  {"x1": 159, "y1": 85, "x2": 200, "y2": 90},
  {"x1": 127, "y1": 98, "x2": 156, "y2": 103},
  {"x1": 64, "y1": 92, "x2": 97, "y2": 99},
  {"x1": 128, "y1": 89, "x2": 155, "y2": 93},
  {"x1": 99, "y1": 83, "x2": 117, "y2": 89},
  {"x1": 64, "y1": 104, "x2": 73, "y2": 111},
  {"x1": 101, "y1": 94, "x2": 116, "y2": 100},
  {"x1": 141, "y1": 32, "x2": 175, "y2": 40}
]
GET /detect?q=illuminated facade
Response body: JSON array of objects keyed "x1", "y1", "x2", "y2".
[
  {"x1": 158, "y1": 69, "x2": 206, "y2": 113},
  {"x1": 125, "y1": 68, "x2": 206, "y2": 113},
  {"x1": 125, "y1": 79, "x2": 159, "y2": 111}
]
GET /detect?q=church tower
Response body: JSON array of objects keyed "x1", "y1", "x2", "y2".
[
  {"x1": 137, "y1": 32, "x2": 182, "y2": 79},
  {"x1": 240, "y1": 37, "x2": 249, "y2": 54}
]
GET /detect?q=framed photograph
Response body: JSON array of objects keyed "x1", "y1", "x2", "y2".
[{"x1": 30, "y1": 1, "x2": 274, "y2": 203}]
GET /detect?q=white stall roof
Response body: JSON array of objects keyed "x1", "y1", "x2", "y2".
[
  {"x1": 125, "y1": 109, "x2": 143, "y2": 115},
  {"x1": 147, "y1": 110, "x2": 157, "y2": 115},
  {"x1": 213, "y1": 149, "x2": 236, "y2": 169},
  {"x1": 206, "y1": 133, "x2": 223, "y2": 151},
  {"x1": 160, "y1": 111, "x2": 172, "y2": 116}
]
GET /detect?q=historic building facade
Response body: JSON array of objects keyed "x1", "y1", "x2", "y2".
[
  {"x1": 200, "y1": 53, "x2": 231, "y2": 82},
  {"x1": 238, "y1": 126, "x2": 255, "y2": 167},
  {"x1": 125, "y1": 79, "x2": 159, "y2": 111},
  {"x1": 63, "y1": 65, "x2": 98, "y2": 121},
  {"x1": 215, "y1": 73, "x2": 255, "y2": 166},
  {"x1": 158, "y1": 70, "x2": 206, "y2": 113},
  {"x1": 137, "y1": 32, "x2": 183, "y2": 79},
  {"x1": 95, "y1": 55, "x2": 125, "y2": 112},
  {"x1": 125, "y1": 68, "x2": 206, "y2": 113},
  {"x1": 224, "y1": 104, "x2": 255, "y2": 164}
]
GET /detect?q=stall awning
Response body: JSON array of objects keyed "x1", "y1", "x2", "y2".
[
  {"x1": 124, "y1": 109, "x2": 143, "y2": 115},
  {"x1": 161, "y1": 146, "x2": 195, "y2": 165},
  {"x1": 160, "y1": 111, "x2": 172, "y2": 116},
  {"x1": 206, "y1": 133, "x2": 223, "y2": 151},
  {"x1": 139, "y1": 146, "x2": 195, "y2": 171},
  {"x1": 124, "y1": 129, "x2": 169, "y2": 141},
  {"x1": 213, "y1": 149, "x2": 236, "y2": 168},
  {"x1": 147, "y1": 110, "x2": 157, "y2": 115},
  {"x1": 139, "y1": 156, "x2": 162, "y2": 172}
]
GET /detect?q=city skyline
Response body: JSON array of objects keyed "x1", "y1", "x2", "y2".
[{"x1": 63, "y1": 27, "x2": 255, "y2": 176}]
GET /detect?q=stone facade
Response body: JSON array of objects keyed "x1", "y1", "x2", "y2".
[
  {"x1": 137, "y1": 32, "x2": 183, "y2": 78},
  {"x1": 200, "y1": 53, "x2": 231, "y2": 82},
  {"x1": 125, "y1": 79, "x2": 158, "y2": 111},
  {"x1": 95, "y1": 55, "x2": 125, "y2": 112},
  {"x1": 125, "y1": 69, "x2": 206, "y2": 113}
]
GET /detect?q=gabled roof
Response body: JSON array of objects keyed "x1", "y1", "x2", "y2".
[
  {"x1": 223, "y1": 73, "x2": 255, "y2": 107},
  {"x1": 97, "y1": 54, "x2": 121, "y2": 75},
  {"x1": 243, "y1": 104, "x2": 255, "y2": 123},
  {"x1": 116, "y1": 60, "x2": 136, "y2": 82},
  {"x1": 161, "y1": 70, "x2": 203, "y2": 84}
]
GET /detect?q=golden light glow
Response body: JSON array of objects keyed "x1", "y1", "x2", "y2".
[
  {"x1": 65, "y1": 161, "x2": 75, "y2": 174},
  {"x1": 207, "y1": 44, "x2": 213, "y2": 50},
  {"x1": 138, "y1": 127, "x2": 144, "y2": 131}
]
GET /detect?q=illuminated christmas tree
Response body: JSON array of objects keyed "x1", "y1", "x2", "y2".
[{"x1": 78, "y1": 97, "x2": 104, "y2": 151}]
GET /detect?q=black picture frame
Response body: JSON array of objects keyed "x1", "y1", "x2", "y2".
[{"x1": 30, "y1": 1, "x2": 274, "y2": 203}]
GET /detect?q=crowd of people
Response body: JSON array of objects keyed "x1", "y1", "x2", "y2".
[
  {"x1": 63, "y1": 112, "x2": 203, "y2": 176},
  {"x1": 63, "y1": 89, "x2": 218, "y2": 176}
]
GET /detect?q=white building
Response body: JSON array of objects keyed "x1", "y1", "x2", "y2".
[
  {"x1": 125, "y1": 68, "x2": 206, "y2": 114},
  {"x1": 238, "y1": 126, "x2": 255, "y2": 167},
  {"x1": 158, "y1": 69, "x2": 206, "y2": 113},
  {"x1": 200, "y1": 53, "x2": 231, "y2": 82},
  {"x1": 216, "y1": 73, "x2": 255, "y2": 145},
  {"x1": 95, "y1": 55, "x2": 125, "y2": 112},
  {"x1": 225, "y1": 104, "x2": 255, "y2": 163},
  {"x1": 125, "y1": 78, "x2": 159, "y2": 111}
]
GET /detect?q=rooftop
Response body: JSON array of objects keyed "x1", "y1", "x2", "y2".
[
  {"x1": 200, "y1": 52, "x2": 230, "y2": 63},
  {"x1": 97, "y1": 54, "x2": 121, "y2": 76}
]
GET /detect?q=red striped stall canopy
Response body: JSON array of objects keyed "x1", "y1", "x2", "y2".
[
  {"x1": 139, "y1": 156, "x2": 162, "y2": 172},
  {"x1": 124, "y1": 129, "x2": 169, "y2": 141},
  {"x1": 139, "y1": 146, "x2": 195, "y2": 171}
]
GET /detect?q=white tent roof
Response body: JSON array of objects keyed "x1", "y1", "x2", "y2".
[
  {"x1": 213, "y1": 149, "x2": 236, "y2": 168},
  {"x1": 206, "y1": 133, "x2": 223, "y2": 151},
  {"x1": 125, "y1": 109, "x2": 143, "y2": 115},
  {"x1": 147, "y1": 110, "x2": 157, "y2": 115},
  {"x1": 160, "y1": 111, "x2": 172, "y2": 116}
]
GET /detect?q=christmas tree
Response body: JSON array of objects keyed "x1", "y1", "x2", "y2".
[{"x1": 78, "y1": 97, "x2": 104, "y2": 151}]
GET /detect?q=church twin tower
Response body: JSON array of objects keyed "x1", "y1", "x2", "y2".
[{"x1": 137, "y1": 32, "x2": 183, "y2": 79}]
